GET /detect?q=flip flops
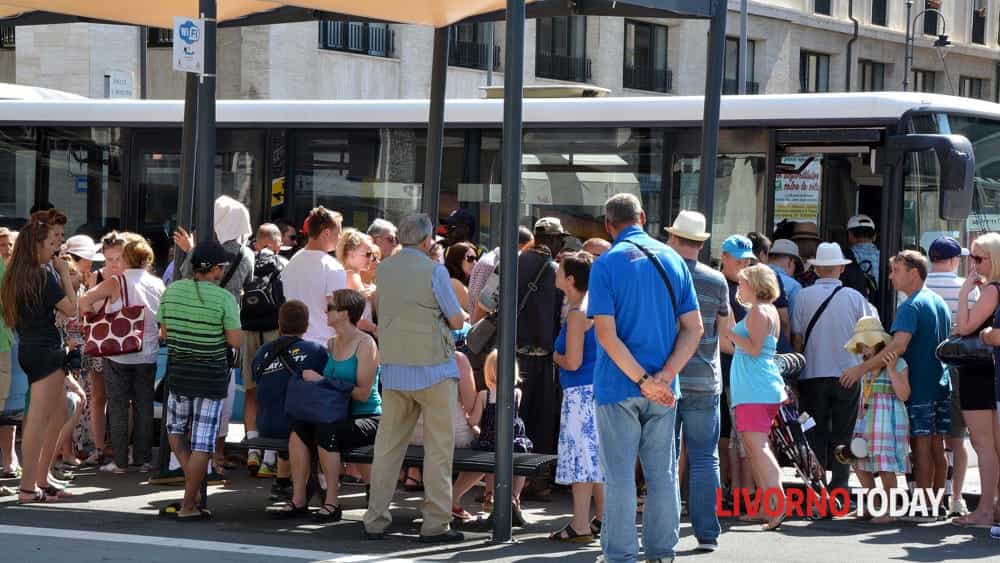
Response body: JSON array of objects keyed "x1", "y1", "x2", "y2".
[
  {"x1": 176, "y1": 507, "x2": 213, "y2": 522},
  {"x1": 548, "y1": 524, "x2": 594, "y2": 543},
  {"x1": 952, "y1": 515, "x2": 995, "y2": 529}
]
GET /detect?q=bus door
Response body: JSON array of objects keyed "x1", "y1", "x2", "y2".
[{"x1": 127, "y1": 128, "x2": 266, "y2": 274}]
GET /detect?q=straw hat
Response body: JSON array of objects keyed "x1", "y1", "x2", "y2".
[
  {"x1": 791, "y1": 222, "x2": 821, "y2": 241},
  {"x1": 664, "y1": 210, "x2": 710, "y2": 242},
  {"x1": 844, "y1": 316, "x2": 892, "y2": 354}
]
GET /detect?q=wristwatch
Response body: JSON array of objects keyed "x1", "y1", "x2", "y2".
[{"x1": 637, "y1": 372, "x2": 652, "y2": 387}]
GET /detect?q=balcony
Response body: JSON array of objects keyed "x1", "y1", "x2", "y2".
[
  {"x1": 449, "y1": 40, "x2": 501, "y2": 72},
  {"x1": 623, "y1": 64, "x2": 672, "y2": 93},
  {"x1": 722, "y1": 78, "x2": 760, "y2": 95},
  {"x1": 320, "y1": 21, "x2": 395, "y2": 58},
  {"x1": 0, "y1": 26, "x2": 14, "y2": 49},
  {"x1": 536, "y1": 53, "x2": 591, "y2": 83}
]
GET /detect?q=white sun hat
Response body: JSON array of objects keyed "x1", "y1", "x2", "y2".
[
  {"x1": 664, "y1": 210, "x2": 711, "y2": 242},
  {"x1": 808, "y1": 242, "x2": 853, "y2": 267}
]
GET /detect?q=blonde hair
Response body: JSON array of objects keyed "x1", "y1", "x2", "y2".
[
  {"x1": 484, "y1": 349, "x2": 520, "y2": 390},
  {"x1": 973, "y1": 233, "x2": 1000, "y2": 282},
  {"x1": 737, "y1": 263, "x2": 780, "y2": 304},
  {"x1": 335, "y1": 228, "x2": 371, "y2": 266},
  {"x1": 122, "y1": 233, "x2": 155, "y2": 270}
]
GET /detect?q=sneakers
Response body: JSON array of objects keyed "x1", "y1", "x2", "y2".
[
  {"x1": 247, "y1": 450, "x2": 261, "y2": 476},
  {"x1": 99, "y1": 461, "x2": 127, "y2": 474},
  {"x1": 148, "y1": 468, "x2": 185, "y2": 485},
  {"x1": 696, "y1": 539, "x2": 719, "y2": 552},
  {"x1": 949, "y1": 497, "x2": 969, "y2": 517},
  {"x1": 139, "y1": 463, "x2": 154, "y2": 473},
  {"x1": 256, "y1": 463, "x2": 276, "y2": 479}
]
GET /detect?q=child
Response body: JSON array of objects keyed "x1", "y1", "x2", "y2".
[
  {"x1": 721, "y1": 263, "x2": 787, "y2": 531},
  {"x1": 844, "y1": 316, "x2": 910, "y2": 524},
  {"x1": 450, "y1": 349, "x2": 533, "y2": 525}
]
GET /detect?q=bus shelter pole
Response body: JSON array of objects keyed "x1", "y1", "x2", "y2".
[
  {"x1": 193, "y1": 0, "x2": 218, "y2": 242},
  {"x1": 492, "y1": 0, "x2": 525, "y2": 544},
  {"x1": 698, "y1": 0, "x2": 727, "y2": 261},
  {"x1": 423, "y1": 26, "x2": 450, "y2": 226}
]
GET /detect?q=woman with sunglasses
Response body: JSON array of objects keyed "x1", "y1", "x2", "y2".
[
  {"x1": 445, "y1": 242, "x2": 478, "y2": 315},
  {"x1": 954, "y1": 233, "x2": 1000, "y2": 528},
  {"x1": 2, "y1": 209, "x2": 79, "y2": 503},
  {"x1": 336, "y1": 229, "x2": 377, "y2": 334}
]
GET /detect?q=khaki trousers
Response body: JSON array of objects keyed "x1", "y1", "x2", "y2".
[{"x1": 363, "y1": 377, "x2": 457, "y2": 536}]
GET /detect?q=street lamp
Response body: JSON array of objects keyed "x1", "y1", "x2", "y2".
[{"x1": 902, "y1": 0, "x2": 951, "y2": 91}]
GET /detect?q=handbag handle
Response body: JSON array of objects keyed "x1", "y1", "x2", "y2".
[{"x1": 116, "y1": 274, "x2": 130, "y2": 309}]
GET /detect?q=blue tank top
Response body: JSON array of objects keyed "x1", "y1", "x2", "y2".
[
  {"x1": 729, "y1": 314, "x2": 787, "y2": 407},
  {"x1": 554, "y1": 318, "x2": 597, "y2": 389},
  {"x1": 324, "y1": 352, "x2": 382, "y2": 416}
]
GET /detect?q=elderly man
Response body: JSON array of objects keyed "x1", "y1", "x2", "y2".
[
  {"x1": 363, "y1": 213, "x2": 466, "y2": 543},
  {"x1": 842, "y1": 250, "x2": 952, "y2": 514},
  {"x1": 768, "y1": 239, "x2": 803, "y2": 318},
  {"x1": 588, "y1": 194, "x2": 702, "y2": 563},
  {"x1": 367, "y1": 218, "x2": 398, "y2": 261},
  {"x1": 791, "y1": 243, "x2": 875, "y2": 493},
  {"x1": 665, "y1": 210, "x2": 727, "y2": 553},
  {"x1": 583, "y1": 237, "x2": 612, "y2": 257}
]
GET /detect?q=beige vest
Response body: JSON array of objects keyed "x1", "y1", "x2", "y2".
[{"x1": 376, "y1": 248, "x2": 455, "y2": 366}]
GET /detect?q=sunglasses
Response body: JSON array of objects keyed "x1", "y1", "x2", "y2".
[
  {"x1": 326, "y1": 304, "x2": 344, "y2": 312},
  {"x1": 464, "y1": 254, "x2": 477, "y2": 263},
  {"x1": 971, "y1": 254, "x2": 989, "y2": 265}
]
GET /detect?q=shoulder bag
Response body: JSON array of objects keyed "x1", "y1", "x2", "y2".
[
  {"x1": 466, "y1": 256, "x2": 551, "y2": 355},
  {"x1": 283, "y1": 345, "x2": 354, "y2": 424},
  {"x1": 936, "y1": 283, "x2": 999, "y2": 368},
  {"x1": 802, "y1": 286, "x2": 843, "y2": 350},
  {"x1": 83, "y1": 274, "x2": 145, "y2": 358}
]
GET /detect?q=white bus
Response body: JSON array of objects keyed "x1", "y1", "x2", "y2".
[{"x1": 0, "y1": 90, "x2": 991, "y2": 313}]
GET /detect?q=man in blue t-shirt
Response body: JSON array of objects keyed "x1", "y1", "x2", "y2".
[
  {"x1": 841, "y1": 250, "x2": 951, "y2": 504},
  {"x1": 251, "y1": 300, "x2": 329, "y2": 501},
  {"x1": 587, "y1": 194, "x2": 702, "y2": 562}
]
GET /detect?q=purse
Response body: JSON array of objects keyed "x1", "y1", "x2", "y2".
[
  {"x1": 936, "y1": 334, "x2": 994, "y2": 368},
  {"x1": 83, "y1": 274, "x2": 145, "y2": 358},
  {"x1": 281, "y1": 346, "x2": 354, "y2": 424}
]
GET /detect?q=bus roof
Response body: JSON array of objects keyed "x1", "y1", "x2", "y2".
[{"x1": 0, "y1": 92, "x2": 996, "y2": 127}]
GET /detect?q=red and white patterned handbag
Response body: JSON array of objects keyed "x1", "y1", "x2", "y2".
[{"x1": 83, "y1": 274, "x2": 145, "y2": 357}]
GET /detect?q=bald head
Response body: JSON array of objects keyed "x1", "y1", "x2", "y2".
[
  {"x1": 582, "y1": 238, "x2": 611, "y2": 257},
  {"x1": 255, "y1": 223, "x2": 282, "y2": 254}
]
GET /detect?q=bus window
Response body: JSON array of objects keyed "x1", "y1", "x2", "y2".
[
  {"x1": 0, "y1": 127, "x2": 37, "y2": 228},
  {"x1": 945, "y1": 115, "x2": 1000, "y2": 251},
  {"x1": 42, "y1": 127, "x2": 122, "y2": 239}
]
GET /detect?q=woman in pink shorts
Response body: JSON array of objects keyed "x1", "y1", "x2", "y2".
[{"x1": 721, "y1": 264, "x2": 788, "y2": 530}]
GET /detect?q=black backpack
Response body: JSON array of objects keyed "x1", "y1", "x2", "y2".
[
  {"x1": 241, "y1": 249, "x2": 286, "y2": 332},
  {"x1": 840, "y1": 246, "x2": 878, "y2": 304}
]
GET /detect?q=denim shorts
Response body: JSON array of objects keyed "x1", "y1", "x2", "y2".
[{"x1": 909, "y1": 398, "x2": 952, "y2": 437}]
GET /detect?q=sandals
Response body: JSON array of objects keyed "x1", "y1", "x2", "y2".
[
  {"x1": 176, "y1": 507, "x2": 213, "y2": 521},
  {"x1": 314, "y1": 503, "x2": 342, "y2": 522},
  {"x1": 952, "y1": 515, "x2": 995, "y2": 529},
  {"x1": 272, "y1": 501, "x2": 310, "y2": 519},
  {"x1": 590, "y1": 518, "x2": 603, "y2": 537},
  {"x1": 403, "y1": 476, "x2": 424, "y2": 492},
  {"x1": 41, "y1": 484, "x2": 73, "y2": 499},
  {"x1": 549, "y1": 524, "x2": 594, "y2": 543},
  {"x1": 17, "y1": 488, "x2": 58, "y2": 504},
  {"x1": 762, "y1": 513, "x2": 787, "y2": 531},
  {"x1": 452, "y1": 505, "x2": 474, "y2": 521}
]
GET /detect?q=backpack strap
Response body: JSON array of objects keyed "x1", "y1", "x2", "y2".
[
  {"x1": 220, "y1": 242, "x2": 246, "y2": 288},
  {"x1": 253, "y1": 336, "x2": 300, "y2": 383},
  {"x1": 803, "y1": 286, "x2": 844, "y2": 349}
]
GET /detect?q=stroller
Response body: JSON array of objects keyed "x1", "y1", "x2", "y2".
[{"x1": 769, "y1": 353, "x2": 829, "y2": 499}]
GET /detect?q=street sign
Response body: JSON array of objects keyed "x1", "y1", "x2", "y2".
[{"x1": 172, "y1": 16, "x2": 205, "y2": 74}]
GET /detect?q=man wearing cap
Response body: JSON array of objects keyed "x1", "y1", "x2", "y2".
[
  {"x1": 666, "y1": 211, "x2": 727, "y2": 553},
  {"x1": 925, "y1": 236, "x2": 978, "y2": 517},
  {"x1": 792, "y1": 242, "x2": 876, "y2": 493},
  {"x1": 769, "y1": 239, "x2": 803, "y2": 319},
  {"x1": 158, "y1": 240, "x2": 243, "y2": 520},
  {"x1": 848, "y1": 214, "x2": 880, "y2": 288},
  {"x1": 517, "y1": 217, "x2": 566, "y2": 458},
  {"x1": 442, "y1": 208, "x2": 479, "y2": 248},
  {"x1": 588, "y1": 194, "x2": 701, "y2": 563}
]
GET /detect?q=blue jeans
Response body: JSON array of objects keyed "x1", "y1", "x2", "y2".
[
  {"x1": 597, "y1": 396, "x2": 679, "y2": 563},
  {"x1": 675, "y1": 393, "x2": 721, "y2": 542}
]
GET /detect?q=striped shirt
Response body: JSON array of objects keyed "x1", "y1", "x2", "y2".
[
  {"x1": 680, "y1": 258, "x2": 729, "y2": 395},
  {"x1": 157, "y1": 279, "x2": 241, "y2": 399},
  {"x1": 925, "y1": 272, "x2": 979, "y2": 323}
]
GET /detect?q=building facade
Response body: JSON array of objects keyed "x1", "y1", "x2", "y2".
[{"x1": 0, "y1": 1, "x2": 998, "y2": 101}]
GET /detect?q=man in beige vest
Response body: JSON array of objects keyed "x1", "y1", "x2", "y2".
[{"x1": 363, "y1": 213, "x2": 467, "y2": 543}]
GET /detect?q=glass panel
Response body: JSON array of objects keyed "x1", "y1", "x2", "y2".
[
  {"x1": 817, "y1": 55, "x2": 830, "y2": 92},
  {"x1": 725, "y1": 38, "x2": 738, "y2": 82},
  {"x1": 902, "y1": 149, "x2": 955, "y2": 255},
  {"x1": 0, "y1": 127, "x2": 36, "y2": 228},
  {"x1": 44, "y1": 127, "x2": 123, "y2": 239},
  {"x1": 947, "y1": 115, "x2": 1000, "y2": 246}
]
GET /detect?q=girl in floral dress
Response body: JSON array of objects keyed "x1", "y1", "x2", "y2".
[{"x1": 844, "y1": 316, "x2": 911, "y2": 524}]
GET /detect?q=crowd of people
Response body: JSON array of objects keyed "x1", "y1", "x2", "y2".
[{"x1": 1, "y1": 191, "x2": 999, "y2": 561}]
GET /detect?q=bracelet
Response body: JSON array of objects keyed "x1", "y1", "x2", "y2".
[{"x1": 637, "y1": 372, "x2": 652, "y2": 387}]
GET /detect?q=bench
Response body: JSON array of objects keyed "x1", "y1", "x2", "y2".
[{"x1": 242, "y1": 436, "x2": 558, "y2": 477}]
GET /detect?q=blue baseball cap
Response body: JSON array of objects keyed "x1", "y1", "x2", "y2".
[
  {"x1": 928, "y1": 236, "x2": 968, "y2": 262},
  {"x1": 721, "y1": 235, "x2": 756, "y2": 261}
]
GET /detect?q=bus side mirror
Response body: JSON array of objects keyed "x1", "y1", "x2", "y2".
[{"x1": 887, "y1": 134, "x2": 975, "y2": 221}]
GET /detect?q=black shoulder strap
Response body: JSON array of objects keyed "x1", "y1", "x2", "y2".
[
  {"x1": 803, "y1": 286, "x2": 844, "y2": 349},
  {"x1": 253, "y1": 336, "x2": 300, "y2": 382},
  {"x1": 220, "y1": 243, "x2": 246, "y2": 288},
  {"x1": 622, "y1": 240, "x2": 677, "y2": 312},
  {"x1": 517, "y1": 255, "x2": 551, "y2": 314}
]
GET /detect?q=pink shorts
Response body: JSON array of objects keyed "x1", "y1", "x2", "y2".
[{"x1": 734, "y1": 403, "x2": 780, "y2": 433}]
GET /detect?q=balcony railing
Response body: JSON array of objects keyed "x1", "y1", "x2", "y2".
[
  {"x1": 147, "y1": 28, "x2": 173, "y2": 47},
  {"x1": 623, "y1": 65, "x2": 672, "y2": 93},
  {"x1": 320, "y1": 21, "x2": 395, "y2": 58},
  {"x1": 449, "y1": 40, "x2": 501, "y2": 72},
  {"x1": 536, "y1": 53, "x2": 591, "y2": 82},
  {"x1": 722, "y1": 78, "x2": 760, "y2": 94},
  {"x1": 0, "y1": 26, "x2": 14, "y2": 49}
]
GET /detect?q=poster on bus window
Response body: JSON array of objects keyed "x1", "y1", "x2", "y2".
[{"x1": 774, "y1": 156, "x2": 822, "y2": 227}]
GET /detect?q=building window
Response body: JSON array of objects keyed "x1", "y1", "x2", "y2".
[
  {"x1": 319, "y1": 21, "x2": 394, "y2": 58},
  {"x1": 972, "y1": 2, "x2": 986, "y2": 45},
  {"x1": 623, "y1": 20, "x2": 671, "y2": 93},
  {"x1": 912, "y1": 69, "x2": 936, "y2": 93},
  {"x1": 536, "y1": 16, "x2": 590, "y2": 82},
  {"x1": 800, "y1": 51, "x2": 830, "y2": 93},
  {"x1": 147, "y1": 28, "x2": 172, "y2": 47},
  {"x1": 960, "y1": 76, "x2": 985, "y2": 99},
  {"x1": 871, "y1": 0, "x2": 888, "y2": 26},
  {"x1": 723, "y1": 37, "x2": 758, "y2": 94},
  {"x1": 923, "y1": 1, "x2": 940, "y2": 36},
  {"x1": 449, "y1": 22, "x2": 500, "y2": 71},
  {"x1": 860, "y1": 60, "x2": 886, "y2": 92},
  {"x1": 815, "y1": 0, "x2": 832, "y2": 16}
]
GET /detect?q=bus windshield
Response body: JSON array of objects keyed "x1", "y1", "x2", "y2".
[{"x1": 948, "y1": 115, "x2": 1000, "y2": 240}]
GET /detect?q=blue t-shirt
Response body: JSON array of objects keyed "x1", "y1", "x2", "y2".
[
  {"x1": 587, "y1": 226, "x2": 699, "y2": 406},
  {"x1": 554, "y1": 318, "x2": 597, "y2": 389},
  {"x1": 252, "y1": 337, "x2": 328, "y2": 438},
  {"x1": 890, "y1": 288, "x2": 951, "y2": 405}
]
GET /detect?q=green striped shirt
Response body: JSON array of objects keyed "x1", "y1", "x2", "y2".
[{"x1": 157, "y1": 279, "x2": 241, "y2": 399}]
